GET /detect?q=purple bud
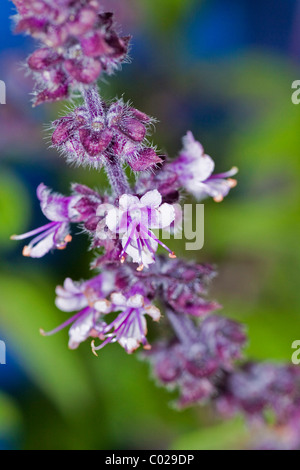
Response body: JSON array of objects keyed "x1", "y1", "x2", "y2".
[
  {"x1": 64, "y1": 57, "x2": 102, "y2": 84},
  {"x1": 28, "y1": 48, "x2": 62, "y2": 71},
  {"x1": 154, "y1": 351, "x2": 183, "y2": 383},
  {"x1": 71, "y1": 183, "x2": 101, "y2": 197},
  {"x1": 178, "y1": 377, "x2": 214, "y2": 408},
  {"x1": 67, "y1": 7, "x2": 98, "y2": 36},
  {"x1": 52, "y1": 96, "x2": 156, "y2": 169},
  {"x1": 130, "y1": 148, "x2": 163, "y2": 171},
  {"x1": 200, "y1": 315, "x2": 247, "y2": 367},
  {"x1": 120, "y1": 118, "x2": 147, "y2": 142},
  {"x1": 52, "y1": 118, "x2": 76, "y2": 146},
  {"x1": 44, "y1": 24, "x2": 68, "y2": 48},
  {"x1": 34, "y1": 83, "x2": 69, "y2": 106},
  {"x1": 15, "y1": 17, "x2": 47, "y2": 35},
  {"x1": 14, "y1": 3, "x2": 130, "y2": 103},
  {"x1": 79, "y1": 128, "x2": 113, "y2": 156},
  {"x1": 185, "y1": 355, "x2": 219, "y2": 378},
  {"x1": 129, "y1": 108, "x2": 152, "y2": 123},
  {"x1": 81, "y1": 31, "x2": 114, "y2": 57}
]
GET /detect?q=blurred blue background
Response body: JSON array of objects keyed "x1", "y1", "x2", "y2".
[{"x1": 1, "y1": 0, "x2": 300, "y2": 449}]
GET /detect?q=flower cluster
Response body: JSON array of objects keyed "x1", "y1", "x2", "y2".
[
  {"x1": 11, "y1": 183, "x2": 80, "y2": 257},
  {"x1": 216, "y1": 362, "x2": 300, "y2": 422},
  {"x1": 135, "y1": 131, "x2": 238, "y2": 203},
  {"x1": 91, "y1": 291, "x2": 161, "y2": 354},
  {"x1": 170, "y1": 131, "x2": 238, "y2": 202},
  {"x1": 42, "y1": 273, "x2": 113, "y2": 349},
  {"x1": 146, "y1": 314, "x2": 247, "y2": 408},
  {"x1": 216, "y1": 363, "x2": 300, "y2": 450},
  {"x1": 10, "y1": 0, "x2": 300, "y2": 451},
  {"x1": 103, "y1": 190, "x2": 176, "y2": 270},
  {"x1": 41, "y1": 272, "x2": 162, "y2": 354},
  {"x1": 12, "y1": 1, "x2": 130, "y2": 105},
  {"x1": 250, "y1": 408, "x2": 300, "y2": 450},
  {"x1": 52, "y1": 87, "x2": 161, "y2": 170},
  {"x1": 124, "y1": 255, "x2": 220, "y2": 316}
]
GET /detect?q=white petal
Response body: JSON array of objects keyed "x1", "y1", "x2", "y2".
[
  {"x1": 184, "y1": 180, "x2": 210, "y2": 200},
  {"x1": 63, "y1": 278, "x2": 81, "y2": 294},
  {"x1": 127, "y1": 294, "x2": 144, "y2": 308},
  {"x1": 111, "y1": 292, "x2": 126, "y2": 306},
  {"x1": 101, "y1": 271, "x2": 116, "y2": 296},
  {"x1": 28, "y1": 233, "x2": 55, "y2": 258},
  {"x1": 217, "y1": 166, "x2": 238, "y2": 178},
  {"x1": 68, "y1": 311, "x2": 97, "y2": 349},
  {"x1": 94, "y1": 299, "x2": 111, "y2": 314},
  {"x1": 105, "y1": 208, "x2": 119, "y2": 232},
  {"x1": 55, "y1": 294, "x2": 87, "y2": 312},
  {"x1": 140, "y1": 189, "x2": 162, "y2": 208},
  {"x1": 118, "y1": 336, "x2": 140, "y2": 353},
  {"x1": 118, "y1": 314, "x2": 147, "y2": 352},
  {"x1": 192, "y1": 154, "x2": 215, "y2": 182},
  {"x1": 125, "y1": 240, "x2": 156, "y2": 269},
  {"x1": 157, "y1": 203, "x2": 175, "y2": 228},
  {"x1": 201, "y1": 179, "x2": 232, "y2": 199},
  {"x1": 144, "y1": 305, "x2": 161, "y2": 321},
  {"x1": 182, "y1": 131, "x2": 204, "y2": 155},
  {"x1": 124, "y1": 242, "x2": 140, "y2": 263},
  {"x1": 180, "y1": 132, "x2": 206, "y2": 165},
  {"x1": 172, "y1": 203, "x2": 183, "y2": 234},
  {"x1": 96, "y1": 219, "x2": 109, "y2": 240},
  {"x1": 96, "y1": 203, "x2": 115, "y2": 217},
  {"x1": 36, "y1": 183, "x2": 49, "y2": 202},
  {"x1": 119, "y1": 194, "x2": 139, "y2": 210},
  {"x1": 68, "y1": 195, "x2": 81, "y2": 219},
  {"x1": 141, "y1": 250, "x2": 156, "y2": 269}
]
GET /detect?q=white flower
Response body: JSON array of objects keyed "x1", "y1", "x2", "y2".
[
  {"x1": 173, "y1": 131, "x2": 238, "y2": 202},
  {"x1": 105, "y1": 189, "x2": 176, "y2": 270},
  {"x1": 92, "y1": 292, "x2": 161, "y2": 354}
]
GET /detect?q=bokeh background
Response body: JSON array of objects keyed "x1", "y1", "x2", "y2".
[{"x1": 0, "y1": 0, "x2": 300, "y2": 450}]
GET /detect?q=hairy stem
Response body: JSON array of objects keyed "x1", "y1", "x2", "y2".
[
  {"x1": 166, "y1": 309, "x2": 198, "y2": 345},
  {"x1": 82, "y1": 85, "x2": 104, "y2": 119},
  {"x1": 82, "y1": 85, "x2": 130, "y2": 196},
  {"x1": 105, "y1": 154, "x2": 131, "y2": 196}
]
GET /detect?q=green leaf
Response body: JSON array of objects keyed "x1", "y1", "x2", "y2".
[
  {"x1": 0, "y1": 393, "x2": 21, "y2": 437},
  {"x1": 0, "y1": 268, "x2": 94, "y2": 415},
  {"x1": 0, "y1": 170, "x2": 31, "y2": 250},
  {"x1": 141, "y1": 0, "x2": 197, "y2": 31},
  {"x1": 172, "y1": 417, "x2": 250, "y2": 450}
]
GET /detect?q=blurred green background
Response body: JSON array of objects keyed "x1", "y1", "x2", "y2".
[{"x1": 0, "y1": 0, "x2": 300, "y2": 449}]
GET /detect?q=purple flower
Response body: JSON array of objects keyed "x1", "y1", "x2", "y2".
[
  {"x1": 250, "y1": 408, "x2": 300, "y2": 450},
  {"x1": 199, "y1": 314, "x2": 247, "y2": 368},
  {"x1": 146, "y1": 314, "x2": 246, "y2": 408},
  {"x1": 135, "y1": 162, "x2": 180, "y2": 203},
  {"x1": 12, "y1": 1, "x2": 130, "y2": 104},
  {"x1": 15, "y1": 1, "x2": 300, "y2": 437},
  {"x1": 130, "y1": 256, "x2": 220, "y2": 316},
  {"x1": 70, "y1": 183, "x2": 113, "y2": 243},
  {"x1": 11, "y1": 183, "x2": 80, "y2": 257},
  {"x1": 71, "y1": 183, "x2": 103, "y2": 220},
  {"x1": 104, "y1": 190, "x2": 176, "y2": 270},
  {"x1": 165, "y1": 283, "x2": 220, "y2": 317},
  {"x1": 92, "y1": 291, "x2": 161, "y2": 354},
  {"x1": 216, "y1": 362, "x2": 300, "y2": 422},
  {"x1": 41, "y1": 273, "x2": 114, "y2": 349},
  {"x1": 52, "y1": 88, "x2": 162, "y2": 170},
  {"x1": 171, "y1": 131, "x2": 238, "y2": 202}
]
